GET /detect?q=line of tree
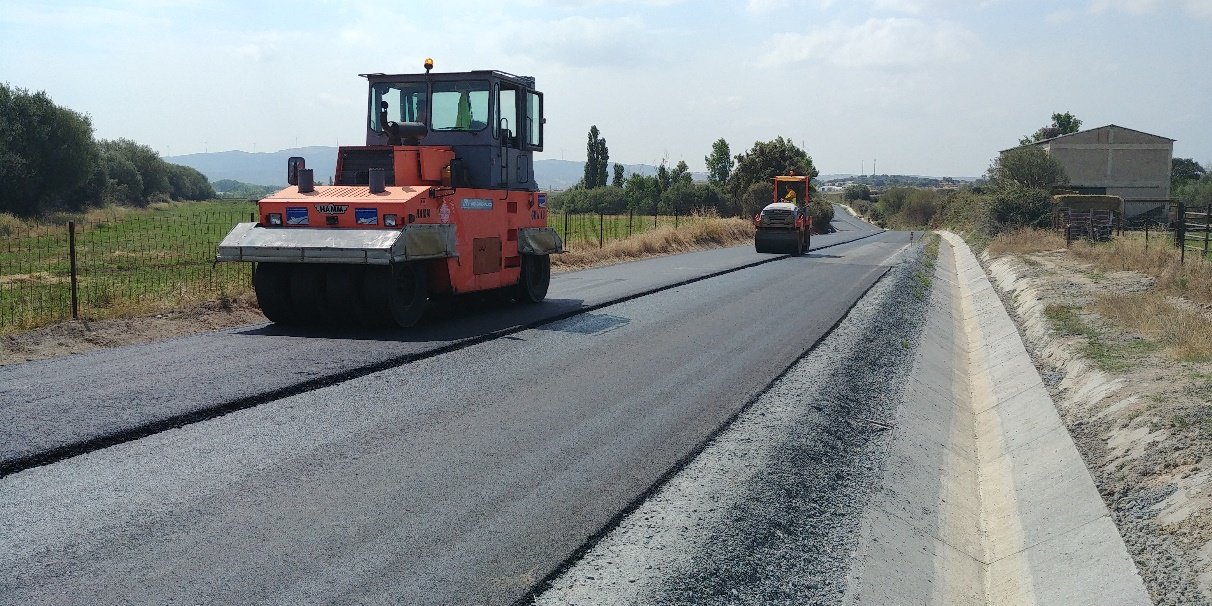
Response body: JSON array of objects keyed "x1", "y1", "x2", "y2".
[
  {"x1": 0, "y1": 83, "x2": 214, "y2": 217},
  {"x1": 552, "y1": 128, "x2": 832, "y2": 232},
  {"x1": 212, "y1": 179, "x2": 280, "y2": 199}
]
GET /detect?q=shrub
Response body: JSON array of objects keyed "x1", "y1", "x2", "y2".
[
  {"x1": 807, "y1": 197, "x2": 834, "y2": 233},
  {"x1": 843, "y1": 183, "x2": 871, "y2": 201}
]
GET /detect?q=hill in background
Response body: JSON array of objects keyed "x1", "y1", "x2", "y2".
[
  {"x1": 169, "y1": 148, "x2": 971, "y2": 192},
  {"x1": 169, "y1": 148, "x2": 705, "y2": 191}
]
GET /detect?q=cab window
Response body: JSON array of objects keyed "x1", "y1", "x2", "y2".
[
  {"x1": 369, "y1": 82, "x2": 426, "y2": 131},
  {"x1": 431, "y1": 80, "x2": 490, "y2": 131}
]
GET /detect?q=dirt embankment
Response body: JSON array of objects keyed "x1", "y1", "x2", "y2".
[{"x1": 983, "y1": 246, "x2": 1212, "y2": 606}]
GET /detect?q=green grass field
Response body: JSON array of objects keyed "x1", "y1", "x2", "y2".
[
  {"x1": 0, "y1": 201, "x2": 256, "y2": 331},
  {"x1": 0, "y1": 202, "x2": 717, "y2": 332}
]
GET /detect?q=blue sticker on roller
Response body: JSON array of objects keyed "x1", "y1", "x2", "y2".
[
  {"x1": 355, "y1": 208, "x2": 378, "y2": 225},
  {"x1": 286, "y1": 207, "x2": 309, "y2": 225},
  {"x1": 537, "y1": 193, "x2": 547, "y2": 208},
  {"x1": 461, "y1": 198, "x2": 493, "y2": 210}
]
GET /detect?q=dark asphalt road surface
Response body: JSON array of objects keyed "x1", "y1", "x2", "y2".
[
  {"x1": 0, "y1": 207, "x2": 879, "y2": 472},
  {"x1": 1, "y1": 221, "x2": 908, "y2": 605}
]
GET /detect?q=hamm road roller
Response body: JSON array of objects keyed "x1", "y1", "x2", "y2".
[
  {"x1": 216, "y1": 60, "x2": 562, "y2": 327},
  {"x1": 753, "y1": 173, "x2": 811, "y2": 255}
]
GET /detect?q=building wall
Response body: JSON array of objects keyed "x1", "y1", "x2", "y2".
[{"x1": 1039, "y1": 126, "x2": 1173, "y2": 203}]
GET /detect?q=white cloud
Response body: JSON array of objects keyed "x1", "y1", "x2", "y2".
[
  {"x1": 1089, "y1": 0, "x2": 1212, "y2": 19},
  {"x1": 747, "y1": 0, "x2": 790, "y2": 12},
  {"x1": 761, "y1": 17, "x2": 978, "y2": 70},
  {"x1": 513, "y1": 15, "x2": 655, "y2": 68},
  {"x1": 870, "y1": 0, "x2": 999, "y2": 14}
]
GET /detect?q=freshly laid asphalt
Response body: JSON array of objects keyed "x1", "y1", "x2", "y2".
[
  {"x1": 0, "y1": 207, "x2": 879, "y2": 473},
  {"x1": 0, "y1": 215, "x2": 910, "y2": 605}
]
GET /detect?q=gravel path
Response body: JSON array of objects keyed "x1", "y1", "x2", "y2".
[{"x1": 533, "y1": 238, "x2": 934, "y2": 605}]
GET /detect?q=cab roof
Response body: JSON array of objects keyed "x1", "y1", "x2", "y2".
[{"x1": 359, "y1": 70, "x2": 536, "y2": 89}]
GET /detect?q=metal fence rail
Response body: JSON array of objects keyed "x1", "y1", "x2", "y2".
[{"x1": 1175, "y1": 203, "x2": 1212, "y2": 263}]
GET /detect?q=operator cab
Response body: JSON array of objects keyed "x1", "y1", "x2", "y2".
[{"x1": 352, "y1": 64, "x2": 544, "y2": 191}]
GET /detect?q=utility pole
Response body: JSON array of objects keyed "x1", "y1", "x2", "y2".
[
  {"x1": 873, "y1": 158, "x2": 876, "y2": 175},
  {"x1": 861, "y1": 160, "x2": 865, "y2": 177}
]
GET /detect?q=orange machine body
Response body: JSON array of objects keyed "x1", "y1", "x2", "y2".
[{"x1": 257, "y1": 164, "x2": 549, "y2": 296}]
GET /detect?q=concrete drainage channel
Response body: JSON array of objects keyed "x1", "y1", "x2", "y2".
[{"x1": 530, "y1": 233, "x2": 1152, "y2": 605}]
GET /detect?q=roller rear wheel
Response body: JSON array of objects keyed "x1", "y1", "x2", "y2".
[
  {"x1": 253, "y1": 263, "x2": 295, "y2": 324},
  {"x1": 289, "y1": 265, "x2": 329, "y2": 324},
  {"x1": 515, "y1": 254, "x2": 551, "y2": 303},
  {"x1": 325, "y1": 265, "x2": 369, "y2": 325},
  {"x1": 387, "y1": 262, "x2": 429, "y2": 327}
]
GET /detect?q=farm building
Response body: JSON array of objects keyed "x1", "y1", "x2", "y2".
[{"x1": 1003, "y1": 124, "x2": 1174, "y2": 218}]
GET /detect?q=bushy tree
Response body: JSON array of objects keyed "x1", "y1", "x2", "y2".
[
  {"x1": 740, "y1": 181, "x2": 772, "y2": 218},
  {"x1": 624, "y1": 173, "x2": 660, "y2": 212},
  {"x1": 612, "y1": 163, "x2": 624, "y2": 187},
  {"x1": 843, "y1": 183, "x2": 871, "y2": 201},
  {"x1": 1020, "y1": 111, "x2": 1083, "y2": 145},
  {"x1": 705, "y1": 138, "x2": 733, "y2": 186},
  {"x1": 986, "y1": 182, "x2": 1053, "y2": 231},
  {"x1": 727, "y1": 137, "x2": 817, "y2": 200},
  {"x1": 807, "y1": 197, "x2": 834, "y2": 234},
  {"x1": 1176, "y1": 173, "x2": 1212, "y2": 209},
  {"x1": 661, "y1": 182, "x2": 725, "y2": 215},
  {"x1": 0, "y1": 84, "x2": 100, "y2": 215},
  {"x1": 1172, "y1": 158, "x2": 1207, "y2": 188},
  {"x1": 991, "y1": 146, "x2": 1068, "y2": 190},
  {"x1": 670, "y1": 160, "x2": 692, "y2": 187}
]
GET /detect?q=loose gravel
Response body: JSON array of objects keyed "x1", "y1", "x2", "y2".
[{"x1": 532, "y1": 239, "x2": 933, "y2": 605}]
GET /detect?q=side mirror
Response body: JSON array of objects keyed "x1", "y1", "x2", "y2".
[{"x1": 287, "y1": 157, "x2": 305, "y2": 186}]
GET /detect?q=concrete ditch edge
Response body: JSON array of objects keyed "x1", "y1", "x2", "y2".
[{"x1": 844, "y1": 232, "x2": 1149, "y2": 605}]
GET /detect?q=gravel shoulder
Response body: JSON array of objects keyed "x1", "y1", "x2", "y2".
[
  {"x1": 533, "y1": 238, "x2": 929, "y2": 604},
  {"x1": 983, "y1": 248, "x2": 1212, "y2": 606}
]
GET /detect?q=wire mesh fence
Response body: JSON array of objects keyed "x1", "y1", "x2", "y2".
[
  {"x1": 0, "y1": 207, "x2": 254, "y2": 331},
  {"x1": 547, "y1": 210, "x2": 711, "y2": 249},
  {"x1": 0, "y1": 204, "x2": 726, "y2": 332}
]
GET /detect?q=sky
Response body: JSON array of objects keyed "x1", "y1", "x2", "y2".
[{"x1": 1, "y1": 0, "x2": 1209, "y2": 178}]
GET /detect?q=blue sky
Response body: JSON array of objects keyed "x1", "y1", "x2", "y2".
[{"x1": 2, "y1": 0, "x2": 1209, "y2": 178}]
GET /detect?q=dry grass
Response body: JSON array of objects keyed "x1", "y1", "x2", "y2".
[
  {"x1": 552, "y1": 215, "x2": 754, "y2": 271},
  {"x1": 1069, "y1": 232, "x2": 1212, "y2": 306},
  {"x1": 1092, "y1": 291, "x2": 1212, "y2": 361},
  {"x1": 986, "y1": 228, "x2": 1066, "y2": 257}
]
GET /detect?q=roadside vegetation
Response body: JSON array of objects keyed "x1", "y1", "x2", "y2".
[
  {"x1": 551, "y1": 130, "x2": 833, "y2": 234},
  {"x1": 552, "y1": 212, "x2": 753, "y2": 271},
  {"x1": 0, "y1": 84, "x2": 215, "y2": 218}
]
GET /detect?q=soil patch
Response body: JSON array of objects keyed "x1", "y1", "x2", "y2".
[{"x1": 0, "y1": 294, "x2": 264, "y2": 366}]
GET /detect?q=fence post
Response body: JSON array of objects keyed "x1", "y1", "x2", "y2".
[
  {"x1": 1145, "y1": 220, "x2": 1149, "y2": 251},
  {"x1": 629, "y1": 210, "x2": 633, "y2": 236},
  {"x1": 1177, "y1": 201, "x2": 1186, "y2": 264},
  {"x1": 1205, "y1": 204, "x2": 1211, "y2": 260},
  {"x1": 675, "y1": 205, "x2": 679, "y2": 229},
  {"x1": 250, "y1": 212, "x2": 255, "y2": 223},
  {"x1": 653, "y1": 203, "x2": 658, "y2": 228},
  {"x1": 599, "y1": 213, "x2": 604, "y2": 249},
  {"x1": 563, "y1": 212, "x2": 569, "y2": 245},
  {"x1": 68, "y1": 221, "x2": 79, "y2": 320}
]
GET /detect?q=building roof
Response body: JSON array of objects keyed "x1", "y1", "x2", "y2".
[{"x1": 1000, "y1": 124, "x2": 1175, "y2": 154}]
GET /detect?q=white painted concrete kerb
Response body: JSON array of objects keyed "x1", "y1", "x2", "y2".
[{"x1": 845, "y1": 232, "x2": 1149, "y2": 605}]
